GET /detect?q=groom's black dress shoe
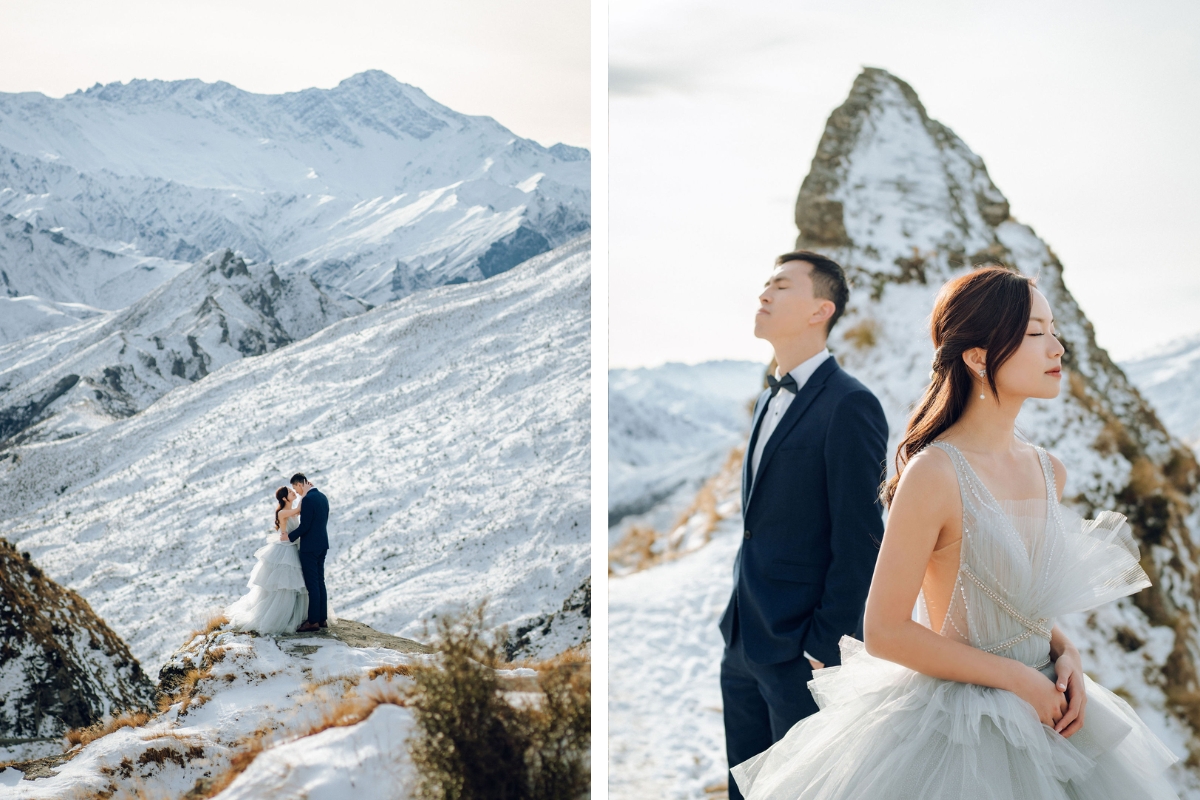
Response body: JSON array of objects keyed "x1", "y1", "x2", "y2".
[
  {"x1": 296, "y1": 621, "x2": 321, "y2": 633},
  {"x1": 319, "y1": 621, "x2": 328, "y2": 628}
]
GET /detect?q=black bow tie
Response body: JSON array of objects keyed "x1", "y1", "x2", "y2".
[{"x1": 767, "y1": 373, "x2": 798, "y2": 397}]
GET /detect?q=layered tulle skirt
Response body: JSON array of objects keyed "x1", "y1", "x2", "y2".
[
  {"x1": 226, "y1": 535, "x2": 309, "y2": 635},
  {"x1": 732, "y1": 638, "x2": 1180, "y2": 800}
]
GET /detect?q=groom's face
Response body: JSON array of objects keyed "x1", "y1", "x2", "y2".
[
  {"x1": 292, "y1": 481, "x2": 308, "y2": 497},
  {"x1": 755, "y1": 260, "x2": 825, "y2": 343}
]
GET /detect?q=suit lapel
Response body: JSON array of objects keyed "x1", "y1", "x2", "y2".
[
  {"x1": 743, "y1": 389, "x2": 772, "y2": 511},
  {"x1": 744, "y1": 357, "x2": 839, "y2": 517}
]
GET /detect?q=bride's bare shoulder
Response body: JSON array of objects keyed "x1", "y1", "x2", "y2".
[{"x1": 895, "y1": 445, "x2": 959, "y2": 500}]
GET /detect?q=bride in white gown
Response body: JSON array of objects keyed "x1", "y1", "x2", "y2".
[
  {"x1": 226, "y1": 486, "x2": 310, "y2": 635},
  {"x1": 732, "y1": 268, "x2": 1180, "y2": 799}
]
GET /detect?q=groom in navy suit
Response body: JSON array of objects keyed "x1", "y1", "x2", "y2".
[
  {"x1": 719, "y1": 251, "x2": 887, "y2": 800},
  {"x1": 287, "y1": 473, "x2": 330, "y2": 633}
]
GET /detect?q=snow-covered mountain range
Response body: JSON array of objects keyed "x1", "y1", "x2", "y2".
[
  {"x1": 0, "y1": 70, "x2": 589, "y2": 341},
  {"x1": 0, "y1": 249, "x2": 366, "y2": 447},
  {"x1": 1, "y1": 238, "x2": 590, "y2": 673},
  {"x1": 1123, "y1": 336, "x2": 1200, "y2": 452},
  {"x1": 609, "y1": 68, "x2": 1200, "y2": 797},
  {"x1": 608, "y1": 361, "x2": 761, "y2": 535}
]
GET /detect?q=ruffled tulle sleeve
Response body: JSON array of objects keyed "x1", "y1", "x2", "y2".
[{"x1": 1041, "y1": 505, "x2": 1150, "y2": 618}]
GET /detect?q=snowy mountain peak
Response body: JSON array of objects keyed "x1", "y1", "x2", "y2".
[
  {"x1": 797, "y1": 67, "x2": 1200, "y2": 777},
  {"x1": 0, "y1": 70, "x2": 589, "y2": 331}
]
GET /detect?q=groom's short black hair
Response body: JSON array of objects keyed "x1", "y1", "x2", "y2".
[
  {"x1": 290, "y1": 473, "x2": 308, "y2": 485},
  {"x1": 774, "y1": 250, "x2": 849, "y2": 333}
]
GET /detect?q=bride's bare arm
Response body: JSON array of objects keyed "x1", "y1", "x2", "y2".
[{"x1": 863, "y1": 448, "x2": 1068, "y2": 728}]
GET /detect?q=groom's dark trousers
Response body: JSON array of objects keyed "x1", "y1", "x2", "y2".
[
  {"x1": 288, "y1": 487, "x2": 330, "y2": 624},
  {"x1": 718, "y1": 357, "x2": 887, "y2": 800}
]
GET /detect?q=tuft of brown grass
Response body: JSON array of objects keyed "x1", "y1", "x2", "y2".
[
  {"x1": 191, "y1": 731, "x2": 268, "y2": 799},
  {"x1": 65, "y1": 710, "x2": 152, "y2": 748},
  {"x1": 408, "y1": 604, "x2": 589, "y2": 800},
  {"x1": 368, "y1": 663, "x2": 414, "y2": 681},
  {"x1": 610, "y1": 445, "x2": 743, "y2": 575},
  {"x1": 136, "y1": 744, "x2": 204, "y2": 770},
  {"x1": 188, "y1": 615, "x2": 228, "y2": 641}
]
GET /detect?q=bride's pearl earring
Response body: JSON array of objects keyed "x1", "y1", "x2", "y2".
[{"x1": 978, "y1": 368, "x2": 986, "y2": 400}]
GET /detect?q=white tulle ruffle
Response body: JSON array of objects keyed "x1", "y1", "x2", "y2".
[
  {"x1": 732, "y1": 637, "x2": 1179, "y2": 800},
  {"x1": 226, "y1": 534, "x2": 308, "y2": 635}
]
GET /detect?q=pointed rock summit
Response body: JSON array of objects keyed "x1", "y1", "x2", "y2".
[{"x1": 798, "y1": 67, "x2": 1200, "y2": 773}]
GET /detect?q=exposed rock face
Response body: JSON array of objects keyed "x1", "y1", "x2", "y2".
[
  {"x1": 797, "y1": 68, "x2": 1200, "y2": 776},
  {"x1": 0, "y1": 538, "x2": 156, "y2": 738},
  {"x1": 0, "y1": 249, "x2": 366, "y2": 448}
]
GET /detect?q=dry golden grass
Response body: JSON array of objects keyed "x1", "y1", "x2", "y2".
[
  {"x1": 188, "y1": 614, "x2": 228, "y2": 641},
  {"x1": 300, "y1": 685, "x2": 408, "y2": 740},
  {"x1": 64, "y1": 710, "x2": 152, "y2": 747},
  {"x1": 367, "y1": 663, "x2": 414, "y2": 681},
  {"x1": 192, "y1": 730, "x2": 268, "y2": 799},
  {"x1": 304, "y1": 673, "x2": 362, "y2": 693},
  {"x1": 610, "y1": 445, "x2": 743, "y2": 575}
]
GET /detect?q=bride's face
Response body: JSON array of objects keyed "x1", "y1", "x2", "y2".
[
  {"x1": 993, "y1": 288, "x2": 1064, "y2": 401},
  {"x1": 287, "y1": 488, "x2": 297, "y2": 503}
]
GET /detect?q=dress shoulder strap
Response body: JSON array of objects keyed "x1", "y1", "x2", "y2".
[
  {"x1": 926, "y1": 440, "x2": 968, "y2": 502},
  {"x1": 1034, "y1": 445, "x2": 1057, "y2": 504}
]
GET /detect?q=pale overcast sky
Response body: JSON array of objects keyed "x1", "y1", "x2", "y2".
[
  {"x1": 0, "y1": 0, "x2": 589, "y2": 148},
  {"x1": 610, "y1": 0, "x2": 1200, "y2": 367}
]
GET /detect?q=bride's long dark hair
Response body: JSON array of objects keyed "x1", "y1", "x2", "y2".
[
  {"x1": 882, "y1": 266, "x2": 1034, "y2": 507},
  {"x1": 274, "y1": 486, "x2": 290, "y2": 529}
]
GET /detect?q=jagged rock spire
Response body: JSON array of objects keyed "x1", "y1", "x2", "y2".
[{"x1": 796, "y1": 67, "x2": 1200, "y2": 774}]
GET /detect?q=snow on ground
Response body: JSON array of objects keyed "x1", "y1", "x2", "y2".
[
  {"x1": 609, "y1": 502, "x2": 741, "y2": 800},
  {"x1": 0, "y1": 238, "x2": 590, "y2": 673},
  {"x1": 0, "y1": 622, "x2": 430, "y2": 799}
]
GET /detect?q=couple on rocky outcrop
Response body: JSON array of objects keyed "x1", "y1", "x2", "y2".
[
  {"x1": 721, "y1": 252, "x2": 1180, "y2": 799},
  {"x1": 225, "y1": 473, "x2": 334, "y2": 635}
]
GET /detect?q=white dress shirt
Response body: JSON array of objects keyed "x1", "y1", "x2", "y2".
[{"x1": 750, "y1": 348, "x2": 831, "y2": 483}]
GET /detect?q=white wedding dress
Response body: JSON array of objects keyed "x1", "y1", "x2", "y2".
[
  {"x1": 226, "y1": 514, "x2": 309, "y2": 635},
  {"x1": 732, "y1": 441, "x2": 1180, "y2": 800}
]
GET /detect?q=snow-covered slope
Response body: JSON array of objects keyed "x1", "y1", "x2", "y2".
[
  {"x1": 0, "y1": 621, "x2": 432, "y2": 798},
  {"x1": 609, "y1": 68, "x2": 1200, "y2": 796},
  {"x1": 0, "y1": 238, "x2": 590, "y2": 671},
  {"x1": 0, "y1": 538, "x2": 156, "y2": 760},
  {"x1": 608, "y1": 361, "x2": 761, "y2": 533},
  {"x1": 0, "y1": 70, "x2": 590, "y2": 334},
  {"x1": 0, "y1": 249, "x2": 366, "y2": 447},
  {"x1": 1123, "y1": 335, "x2": 1200, "y2": 452}
]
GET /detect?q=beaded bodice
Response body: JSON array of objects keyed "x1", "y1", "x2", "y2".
[{"x1": 928, "y1": 441, "x2": 1149, "y2": 670}]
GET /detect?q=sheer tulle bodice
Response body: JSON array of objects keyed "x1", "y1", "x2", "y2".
[
  {"x1": 731, "y1": 442, "x2": 1180, "y2": 800},
  {"x1": 926, "y1": 442, "x2": 1148, "y2": 671}
]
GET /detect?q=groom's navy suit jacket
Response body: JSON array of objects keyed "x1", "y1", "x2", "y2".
[
  {"x1": 287, "y1": 488, "x2": 330, "y2": 552},
  {"x1": 718, "y1": 357, "x2": 887, "y2": 668}
]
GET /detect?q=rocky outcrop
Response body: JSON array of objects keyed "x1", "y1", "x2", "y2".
[
  {"x1": 0, "y1": 538, "x2": 156, "y2": 738},
  {"x1": 796, "y1": 68, "x2": 1200, "y2": 773}
]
